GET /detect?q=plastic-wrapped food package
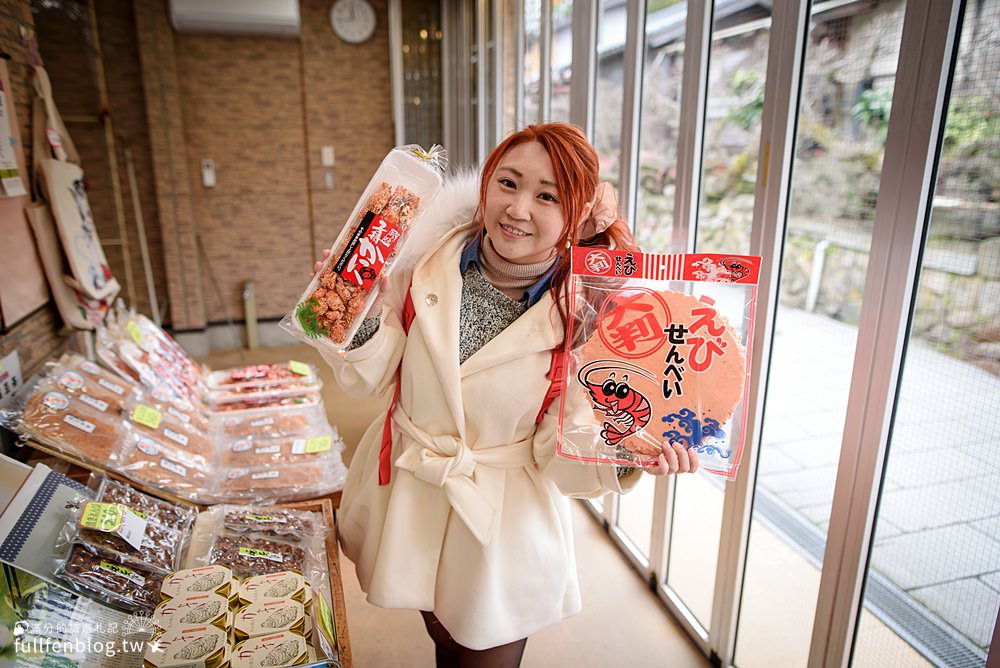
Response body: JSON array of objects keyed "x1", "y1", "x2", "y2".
[
  {"x1": 203, "y1": 377, "x2": 323, "y2": 411},
  {"x1": 96, "y1": 477, "x2": 198, "y2": 534},
  {"x1": 214, "y1": 458, "x2": 348, "y2": 504},
  {"x1": 55, "y1": 542, "x2": 165, "y2": 612},
  {"x1": 231, "y1": 631, "x2": 309, "y2": 668},
  {"x1": 160, "y1": 565, "x2": 235, "y2": 601},
  {"x1": 218, "y1": 429, "x2": 345, "y2": 468},
  {"x1": 212, "y1": 402, "x2": 327, "y2": 440},
  {"x1": 50, "y1": 351, "x2": 139, "y2": 414},
  {"x1": 238, "y1": 571, "x2": 309, "y2": 605},
  {"x1": 205, "y1": 361, "x2": 318, "y2": 392},
  {"x1": 207, "y1": 534, "x2": 311, "y2": 580},
  {"x1": 117, "y1": 423, "x2": 213, "y2": 502},
  {"x1": 558, "y1": 249, "x2": 760, "y2": 480},
  {"x1": 280, "y1": 144, "x2": 446, "y2": 351},
  {"x1": 13, "y1": 382, "x2": 124, "y2": 465},
  {"x1": 234, "y1": 598, "x2": 309, "y2": 641},
  {"x1": 220, "y1": 506, "x2": 322, "y2": 540},
  {"x1": 125, "y1": 398, "x2": 214, "y2": 462},
  {"x1": 152, "y1": 593, "x2": 233, "y2": 633},
  {"x1": 203, "y1": 390, "x2": 323, "y2": 415}
]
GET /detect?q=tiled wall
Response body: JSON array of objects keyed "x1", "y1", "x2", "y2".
[{"x1": 0, "y1": 0, "x2": 396, "y2": 366}]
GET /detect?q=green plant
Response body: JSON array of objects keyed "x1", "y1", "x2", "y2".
[
  {"x1": 295, "y1": 298, "x2": 327, "y2": 339},
  {"x1": 852, "y1": 85, "x2": 893, "y2": 143}
]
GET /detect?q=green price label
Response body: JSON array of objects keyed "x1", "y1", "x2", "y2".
[
  {"x1": 80, "y1": 502, "x2": 123, "y2": 532},
  {"x1": 238, "y1": 547, "x2": 282, "y2": 562},
  {"x1": 126, "y1": 320, "x2": 143, "y2": 345},
  {"x1": 100, "y1": 562, "x2": 132, "y2": 578},
  {"x1": 316, "y1": 592, "x2": 337, "y2": 646},
  {"x1": 131, "y1": 404, "x2": 162, "y2": 429},
  {"x1": 289, "y1": 360, "x2": 310, "y2": 376},
  {"x1": 246, "y1": 514, "x2": 275, "y2": 522},
  {"x1": 305, "y1": 436, "x2": 332, "y2": 453}
]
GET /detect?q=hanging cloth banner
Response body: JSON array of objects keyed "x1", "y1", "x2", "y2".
[
  {"x1": 31, "y1": 65, "x2": 120, "y2": 302},
  {"x1": 0, "y1": 58, "x2": 48, "y2": 328}
]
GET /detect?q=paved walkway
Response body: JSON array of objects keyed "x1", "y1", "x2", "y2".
[{"x1": 756, "y1": 307, "x2": 1000, "y2": 654}]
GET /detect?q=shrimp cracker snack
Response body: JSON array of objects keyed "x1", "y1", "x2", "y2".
[
  {"x1": 558, "y1": 248, "x2": 760, "y2": 479},
  {"x1": 281, "y1": 144, "x2": 447, "y2": 351}
]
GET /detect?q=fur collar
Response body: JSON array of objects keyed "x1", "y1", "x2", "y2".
[{"x1": 395, "y1": 168, "x2": 480, "y2": 273}]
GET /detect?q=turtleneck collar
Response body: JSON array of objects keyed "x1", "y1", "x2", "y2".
[{"x1": 460, "y1": 232, "x2": 557, "y2": 304}]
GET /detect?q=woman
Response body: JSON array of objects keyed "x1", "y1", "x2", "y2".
[{"x1": 318, "y1": 123, "x2": 698, "y2": 666}]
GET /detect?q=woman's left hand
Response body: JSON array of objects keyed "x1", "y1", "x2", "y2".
[{"x1": 645, "y1": 440, "x2": 699, "y2": 476}]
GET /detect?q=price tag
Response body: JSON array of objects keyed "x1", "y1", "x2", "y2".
[
  {"x1": 126, "y1": 320, "x2": 143, "y2": 344},
  {"x1": 238, "y1": 547, "x2": 283, "y2": 563},
  {"x1": 292, "y1": 435, "x2": 332, "y2": 454},
  {"x1": 251, "y1": 471, "x2": 279, "y2": 480},
  {"x1": 63, "y1": 414, "x2": 96, "y2": 434},
  {"x1": 164, "y1": 428, "x2": 189, "y2": 447},
  {"x1": 131, "y1": 404, "x2": 162, "y2": 429},
  {"x1": 98, "y1": 561, "x2": 145, "y2": 586},
  {"x1": 255, "y1": 445, "x2": 281, "y2": 455},
  {"x1": 79, "y1": 502, "x2": 148, "y2": 551},
  {"x1": 245, "y1": 514, "x2": 288, "y2": 524},
  {"x1": 79, "y1": 394, "x2": 109, "y2": 412},
  {"x1": 98, "y1": 378, "x2": 125, "y2": 396},
  {"x1": 289, "y1": 360, "x2": 310, "y2": 376},
  {"x1": 160, "y1": 458, "x2": 187, "y2": 477}
]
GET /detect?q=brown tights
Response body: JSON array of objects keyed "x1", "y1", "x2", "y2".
[{"x1": 420, "y1": 611, "x2": 528, "y2": 668}]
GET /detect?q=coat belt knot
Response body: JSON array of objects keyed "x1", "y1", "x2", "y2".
[{"x1": 391, "y1": 408, "x2": 534, "y2": 545}]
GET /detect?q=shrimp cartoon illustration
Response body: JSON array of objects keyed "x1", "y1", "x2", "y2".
[{"x1": 577, "y1": 360, "x2": 655, "y2": 448}]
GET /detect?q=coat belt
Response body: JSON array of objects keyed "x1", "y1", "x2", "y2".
[{"x1": 392, "y1": 408, "x2": 534, "y2": 546}]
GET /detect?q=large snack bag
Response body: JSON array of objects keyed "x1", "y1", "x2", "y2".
[
  {"x1": 558, "y1": 248, "x2": 760, "y2": 479},
  {"x1": 281, "y1": 145, "x2": 447, "y2": 351}
]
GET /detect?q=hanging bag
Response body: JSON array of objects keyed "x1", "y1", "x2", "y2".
[{"x1": 31, "y1": 66, "x2": 119, "y2": 302}]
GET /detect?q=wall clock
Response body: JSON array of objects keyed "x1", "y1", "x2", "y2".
[{"x1": 330, "y1": 0, "x2": 376, "y2": 44}]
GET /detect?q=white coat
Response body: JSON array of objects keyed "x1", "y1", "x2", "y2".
[{"x1": 322, "y1": 193, "x2": 638, "y2": 651}]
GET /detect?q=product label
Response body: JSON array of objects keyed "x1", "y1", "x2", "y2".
[
  {"x1": 231, "y1": 439, "x2": 252, "y2": 453},
  {"x1": 289, "y1": 360, "x2": 310, "y2": 376},
  {"x1": 98, "y1": 561, "x2": 145, "y2": 586},
  {"x1": 166, "y1": 406, "x2": 191, "y2": 424},
  {"x1": 292, "y1": 435, "x2": 332, "y2": 455},
  {"x1": 160, "y1": 458, "x2": 187, "y2": 477},
  {"x1": 251, "y1": 471, "x2": 279, "y2": 480},
  {"x1": 315, "y1": 592, "x2": 337, "y2": 646},
  {"x1": 131, "y1": 404, "x2": 162, "y2": 429},
  {"x1": 58, "y1": 371, "x2": 85, "y2": 391},
  {"x1": 79, "y1": 360, "x2": 101, "y2": 375},
  {"x1": 136, "y1": 437, "x2": 161, "y2": 456},
  {"x1": 126, "y1": 320, "x2": 143, "y2": 345},
  {"x1": 98, "y1": 378, "x2": 125, "y2": 395},
  {"x1": 42, "y1": 391, "x2": 69, "y2": 411},
  {"x1": 250, "y1": 417, "x2": 274, "y2": 428},
  {"x1": 254, "y1": 445, "x2": 281, "y2": 455},
  {"x1": 80, "y1": 502, "x2": 148, "y2": 550},
  {"x1": 79, "y1": 394, "x2": 109, "y2": 413},
  {"x1": 227, "y1": 468, "x2": 248, "y2": 480},
  {"x1": 164, "y1": 428, "x2": 189, "y2": 447},
  {"x1": 244, "y1": 514, "x2": 288, "y2": 524},
  {"x1": 238, "y1": 547, "x2": 283, "y2": 563},
  {"x1": 63, "y1": 414, "x2": 96, "y2": 434},
  {"x1": 334, "y1": 211, "x2": 403, "y2": 289}
]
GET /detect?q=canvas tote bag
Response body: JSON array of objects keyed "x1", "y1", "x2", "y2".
[
  {"x1": 32, "y1": 66, "x2": 120, "y2": 302},
  {"x1": 24, "y1": 66, "x2": 115, "y2": 329}
]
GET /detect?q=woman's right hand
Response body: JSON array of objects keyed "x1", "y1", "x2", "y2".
[
  {"x1": 311, "y1": 247, "x2": 391, "y2": 318},
  {"x1": 310, "y1": 248, "x2": 332, "y2": 279}
]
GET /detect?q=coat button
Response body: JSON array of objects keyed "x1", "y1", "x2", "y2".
[{"x1": 425, "y1": 293, "x2": 439, "y2": 306}]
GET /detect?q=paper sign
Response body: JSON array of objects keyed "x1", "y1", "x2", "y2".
[
  {"x1": 0, "y1": 91, "x2": 26, "y2": 197},
  {"x1": 0, "y1": 350, "x2": 22, "y2": 408},
  {"x1": 289, "y1": 360, "x2": 310, "y2": 376},
  {"x1": 79, "y1": 501, "x2": 148, "y2": 551},
  {"x1": 293, "y1": 435, "x2": 332, "y2": 454}
]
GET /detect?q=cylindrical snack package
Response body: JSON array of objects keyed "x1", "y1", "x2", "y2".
[
  {"x1": 280, "y1": 144, "x2": 447, "y2": 351},
  {"x1": 558, "y1": 249, "x2": 761, "y2": 480}
]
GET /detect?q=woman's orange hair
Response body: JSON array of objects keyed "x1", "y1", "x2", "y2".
[{"x1": 473, "y1": 122, "x2": 638, "y2": 332}]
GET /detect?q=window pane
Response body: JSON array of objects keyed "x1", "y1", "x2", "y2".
[
  {"x1": 734, "y1": 3, "x2": 908, "y2": 666},
  {"x1": 854, "y1": 2, "x2": 1000, "y2": 665},
  {"x1": 594, "y1": 0, "x2": 625, "y2": 191},
  {"x1": 400, "y1": 0, "x2": 444, "y2": 146},
  {"x1": 614, "y1": 468, "x2": 655, "y2": 562},
  {"x1": 635, "y1": 0, "x2": 686, "y2": 254},
  {"x1": 551, "y1": 0, "x2": 573, "y2": 122},
  {"x1": 524, "y1": 0, "x2": 542, "y2": 125}
]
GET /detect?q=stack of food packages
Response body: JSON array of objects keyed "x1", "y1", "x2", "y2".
[
  {"x1": 48, "y1": 478, "x2": 340, "y2": 666},
  {"x1": 4, "y1": 309, "x2": 348, "y2": 504}
]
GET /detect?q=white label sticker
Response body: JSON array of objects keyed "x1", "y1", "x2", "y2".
[
  {"x1": 250, "y1": 417, "x2": 274, "y2": 428},
  {"x1": 166, "y1": 406, "x2": 191, "y2": 424},
  {"x1": 80, "y1": 360, "x2": 101, "y2": 375},
  {"x1": 42, "y1": 391, "x2": 69, "y2": 411},
  {"x1": 79, "y1": 394, "x2": 109, "y2": 413},
  {"x1": 251, "y1": 470, "x2": 280, "y2": 480},
  {"x1": 63, "y1": 414, "x2": 96, "y2": 434},
  {"x1": 98, "y1": 378, "x2": 125, "y2": 396},
  {"x1": 227, "y1": 468, "x2": 249, "y2": 480},
  {"x1": 58, "y1": 371, "x2": 85, "y2": 391},
  {"x1": 231, "y1": 440, "x2": 252, "y2": 453},
  {"x1": 254, "y1": 445, "x2": 281, "y2": 455},
  {"x1": 160, "y1": 458, "x2": 187, "y2": 477},
  {"x1": 136, "y1": 437, "x2": 161, "y2": 456},
  {"x1": 163, "y1": 428, "x2": 189, "y2": 447}
]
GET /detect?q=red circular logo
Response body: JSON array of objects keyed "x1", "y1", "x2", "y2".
[
  {"x1": 596, "y1": 288, "x2": 671, "y2": 359},
  {"x1": 584, "y1": 250, "x2": 613, "y2": 275}
]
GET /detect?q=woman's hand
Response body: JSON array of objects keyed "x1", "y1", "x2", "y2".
[
  {"x1": 312, "y1": 247, "x2": 391, "y2": 317},
  {"x1": 644, "y1": 440, "x2": 699, "y2": 476},
  {"x1": 310, "y1": 248, "x2": 332, "y2": 279}
]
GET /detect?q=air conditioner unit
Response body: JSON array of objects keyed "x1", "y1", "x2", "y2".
[{"x1": 169, "y1": 0, "x2": 300, "y2": 37}]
